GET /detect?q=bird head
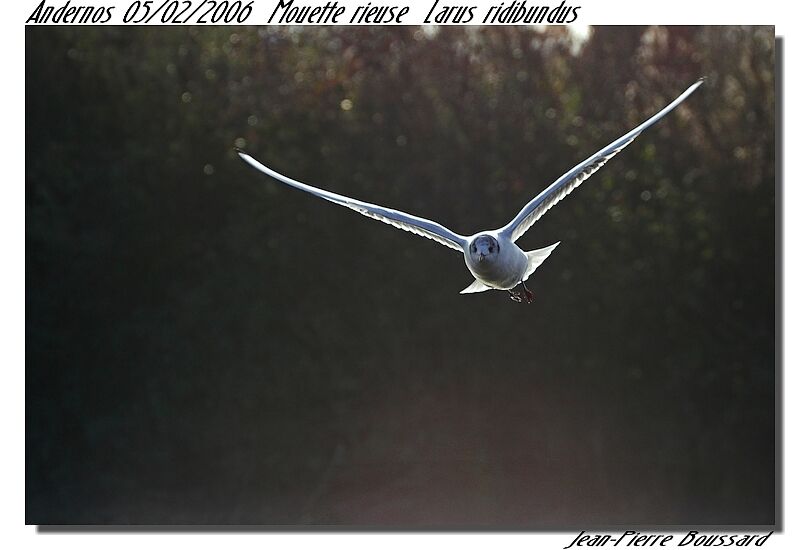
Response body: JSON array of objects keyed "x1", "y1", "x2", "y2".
[{"x1": 469, "y1": 235, "x2": 500, "y2": 264}]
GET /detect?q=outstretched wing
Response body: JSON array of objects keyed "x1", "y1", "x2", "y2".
[
  {"x1": 238, "y1": 151, "x2": 468, "y2": 252},
  {"x1": 500, "y1": 78, "x2": 705, "y2": 242}
]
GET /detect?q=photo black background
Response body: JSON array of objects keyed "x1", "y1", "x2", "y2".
[{"x1": 26, "y1": 26, "x2": 776, "y2": 526}]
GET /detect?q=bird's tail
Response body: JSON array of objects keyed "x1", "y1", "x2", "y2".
[
  {"x1": 522, "y1": 242, "x2": 560, "y2": 282},
  {"x1": 460, "y1": 279, "x2": 492, "y2": 294}
]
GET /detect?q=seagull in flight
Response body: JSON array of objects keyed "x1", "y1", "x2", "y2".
[{"x1": 238, "y1": 79, "x2": 703, "y2": 303}]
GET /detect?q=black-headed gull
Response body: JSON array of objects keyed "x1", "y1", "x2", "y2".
[{"x1": 238, "y1": 79, "x2": 703, "y2": 303}]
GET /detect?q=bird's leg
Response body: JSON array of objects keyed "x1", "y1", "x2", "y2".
[
  {"x1": 508, "y1": 282, "x2": 533, "y2": 304},
  {"x1": 521, "y1": 280, "x2": 534, "y2": 303}
]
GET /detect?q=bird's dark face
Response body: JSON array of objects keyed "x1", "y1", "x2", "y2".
[{"x1": 469, "y1": 235, "x2": 500, "y2": 264}]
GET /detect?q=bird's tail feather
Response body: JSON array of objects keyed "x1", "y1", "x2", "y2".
[
  {"x1": 460, "y1": 279, "x2": 492, "y2": 294},
  {"x1": 522, "y1": 242, "x2": 560, "y2": 281}
]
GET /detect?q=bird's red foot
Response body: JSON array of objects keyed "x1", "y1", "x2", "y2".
[
  {"x1": 523, "y1": 287, "x2": 534, "y2": 303},
  {"x1": 509, "y1": 284, "x2": 534, "y2": 304}
]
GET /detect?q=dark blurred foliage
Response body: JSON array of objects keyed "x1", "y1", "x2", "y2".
[{"x1": 26, "y1": 26, "x2": 775, "y2": 526}]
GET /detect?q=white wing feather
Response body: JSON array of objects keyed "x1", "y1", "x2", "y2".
[
  {"x1": 238, "y1": 151, "x2": 468, "y2": 252},
  {"x1": 501, "y1": 78, "x2": 705, "y2": 242}
]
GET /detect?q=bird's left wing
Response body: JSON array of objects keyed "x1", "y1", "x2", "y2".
[
  {"x1": 238, "y1": 151, "x2": 468, "y2": 252},
  {"x1": 500, "y1": 78, "x2": 705, "y2": 242}
]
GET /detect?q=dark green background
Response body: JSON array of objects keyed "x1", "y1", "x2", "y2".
[{"x1": 26, "y1": 26, "x2": 776, "y2": 526}]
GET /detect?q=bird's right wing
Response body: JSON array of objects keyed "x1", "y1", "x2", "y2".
[
  {"x1": 500, "y1": 78, "x2": 705, "y2": 242},
  {"x1": 238, "y1": 151, "x2": 468, "y2": 252}
]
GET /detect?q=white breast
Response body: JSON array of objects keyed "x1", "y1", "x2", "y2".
[{"x1": 464, "y1": 236, "x2": 529, "y2": 290}]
